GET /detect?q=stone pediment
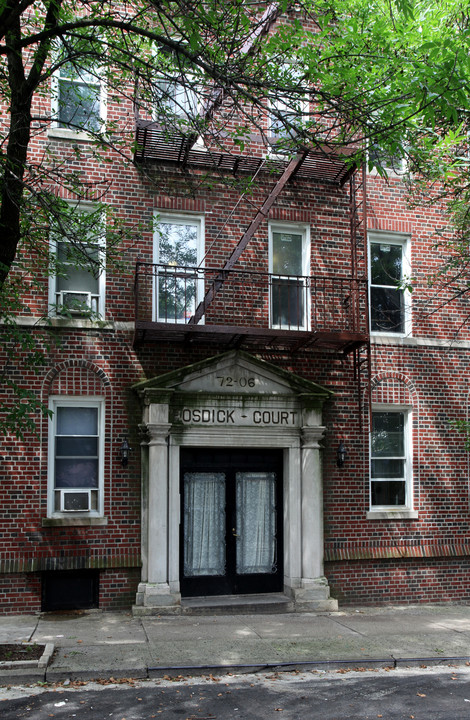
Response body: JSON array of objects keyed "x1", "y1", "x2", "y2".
[{"x1": 133, "y1": 351, "x2": 332, "y2": 401}]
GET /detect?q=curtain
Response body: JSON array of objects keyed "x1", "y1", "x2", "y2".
[
  {"x1": 183, "y1": 472, "x2": 226, "y2": 577},
  {"x1": 236, "y1": 472, "x2": 276, "y2": 574}
]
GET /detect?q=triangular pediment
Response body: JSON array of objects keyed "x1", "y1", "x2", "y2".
[{"x1": 133, "y1": 351, "x2": 332, "y2": 400}]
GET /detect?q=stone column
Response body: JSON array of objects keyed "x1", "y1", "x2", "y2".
[
  {"x1": 134, "y1": 419, "x2": 181, "y2": 615},
  {"x1": 301, "y1": 426, "x2": 325, "y2": 580},
  {"x1": 291, "y1": 425, "x2": 338, "y2": 612},
  {"x1": 147, "y1": 422, "x2": 171, "y2": 584}
]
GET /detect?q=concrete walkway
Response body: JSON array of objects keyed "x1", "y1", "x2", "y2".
[{"x1": 1, "y1": 604, "x2": 470, "y2": 685}]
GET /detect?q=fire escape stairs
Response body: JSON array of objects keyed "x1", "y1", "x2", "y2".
[
  {"x1": 133, "y1": 4, "x2": 370, "y2": 361},
  {"x1": 188, "y1": 152, "x2": 309, "y2": 326}
]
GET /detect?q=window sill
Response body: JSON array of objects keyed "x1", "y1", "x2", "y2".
[
  {"x1": 366, "y1": 510, "x2": 418, "y2": 521},
  {"x1": 42, "y1": 516, "x2": 108, "y2": 527},
  {"x1": 371, "y1": 331, "x2": 410, "y2": 340},
  {"x1": 49, "y1": 316, "x2": 111, "y2": 330},
  {"x1": 4, "y1": 316, "x2": 135, "y2": 332},
  {"x1": 47, "y1": 128, "x2": 102, "y2": 142},
  {"x1": 367, "y1": 167, "x2": 407, "y2": 178}
]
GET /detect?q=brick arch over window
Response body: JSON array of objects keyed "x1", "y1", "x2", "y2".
[
  {"x1": 43, "y1": 360, "x2": 111, "y2": 397},
  {"x1": 370, "y1": 373, "x2": 416, "y2": 406},
  {"x1": 40, "y1": 360, "x2": 114, "y2": 514}
]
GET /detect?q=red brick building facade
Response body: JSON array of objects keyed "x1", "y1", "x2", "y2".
[{"x1": 1, "y1": 10, "x2": 470, "y2": 614}]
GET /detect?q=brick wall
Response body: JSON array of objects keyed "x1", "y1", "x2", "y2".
[{"x1": 2, "y1": 55, "x2": 470, "y2": 610}]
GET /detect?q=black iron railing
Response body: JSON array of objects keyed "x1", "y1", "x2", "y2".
[{"x1": 134, "y1": 262, "x2": 368, "y2": 336}]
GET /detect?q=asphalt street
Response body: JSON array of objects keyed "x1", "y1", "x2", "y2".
[{"x1": 2, "y1": 666, "x2": 470, "y2": 720}]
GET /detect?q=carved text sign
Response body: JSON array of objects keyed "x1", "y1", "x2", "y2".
[{"x1": 173, "y1": 406, "x2": 299, "y2": 427}]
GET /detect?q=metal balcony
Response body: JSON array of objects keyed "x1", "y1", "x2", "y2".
[
  {"x1": 134, "y1": 263, "x2": 369, "y2": 353},
  {"x1": 134, "y1": 119, "x2": 356, "y2": 186}
]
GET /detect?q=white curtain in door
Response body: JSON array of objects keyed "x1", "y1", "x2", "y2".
[
  {"x1": 236, "y1": 472, "x2": 276, "y2": 574},
  {"x1": 183, "y1": 472, "x2": 226, "y2": 577}
]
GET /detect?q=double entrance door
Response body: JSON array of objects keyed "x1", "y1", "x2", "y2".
[{"x1": 180, "y1": 448, "x2": 283, "y2": 597}]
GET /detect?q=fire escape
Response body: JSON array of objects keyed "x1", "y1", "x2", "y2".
[{"x1": 132, "y1": 7, "x2": 370, "y2": 365}]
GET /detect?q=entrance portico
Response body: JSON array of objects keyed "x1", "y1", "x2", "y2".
[{"x1": 133, "y1": 351, "x2": 337, "y2": 614}]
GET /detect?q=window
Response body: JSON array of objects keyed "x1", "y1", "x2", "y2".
[
  {"x1": 150, "y1": 46, "x2": 200, "y2": 124},
  {"x1": 368, "y1": 144, "x2": 406, "y2": 175},
  {"x1": 369, "y1": 233, "x2": 410, "y2": 335},
  {"x1": 155, "y1": 77, "x2": 199, "y2": 120},
  {"x1": 52, "y1": 55, "x2": 105, "y2": 134},
  {"x1": 370, "y1": 408, "x2": 412, "y2": 509},
  {"x1": 154, "y1": 215, "x2": 204, "y2": 322},
  {"x1": 48, "y1": 398, "x2": 104, "y2": 517},
  {"x1": 268, "y1": 64, "x2": 307, "y2": 154},
  {"x1": 269, "y1": 223, "x2": 310, "y2": 330},
  {"x1": 49, "y1": 204, "x2": 106, "y2": 318}
]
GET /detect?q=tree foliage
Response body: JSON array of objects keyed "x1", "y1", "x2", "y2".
[{"x1": 1, "y1": 0, "x2": 470, "y2": 436}]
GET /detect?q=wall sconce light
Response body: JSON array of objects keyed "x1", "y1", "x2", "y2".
[
  {"x1": 120, "y1": 438, "x2": 131, "y2": 467},
  {"x1": 337, "y1": 440, "x2": 347, "y2": 468}
]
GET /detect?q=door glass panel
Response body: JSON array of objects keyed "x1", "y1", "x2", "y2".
[
  {"x1": 157, "y1": 221, "x2": 198, "y2": 322},
  {"x1": 235, "y1": 472, "x2": 277, "y2": 574},
  {"x1": 271, "y1": 278, "x2": 305, "y2": 329},
  {"x1": 183, "y1": 472, "x2": 226, "y2": 577},
  {"x1": 370, "y1": 243, "x2": 402, "y2": 285},
  {"x1": 271, "y1": 231, "x2": 306, "y2": 328},
  {"x1": 272, "y1": 232, "x2": 303, "y2": 276},
  {"x1": 370, "y1": 242, "x2": 404, "y2": 333}
]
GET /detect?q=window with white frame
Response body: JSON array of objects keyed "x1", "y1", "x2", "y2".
[
  {"x1": 149, "y1": 45, "x2": 200, "y2": 124},
  {"x1": 269, "y1": 223, "x2": 310, "y2": 330},
  {"x1": 52, "y1": 54, "x2": 105, "y2": 134},
  {"x1": 370, "y1": 408, "x2": 412, "y2": 509},
  {"x1": 154, "y1": 214, "x2": 204, "y2": 323},
  {"x1": 368, "y1": 143, "x2": 406, "y2": 175},
  {"x1": 48, "y1": 398, "x2": 104, "y2": 517},
  {"x1": 369, "y1": 232, "x2": 411, "y2": 335},
  {"x1": 268, "y1": 64, "x2": 307, "y2": 154},
  {"x1": 49, "y1": 204, "x2": 106, "y2": 318},
  {"x1": 154, "y1": 76, "x2": 199, "y2": 120}
]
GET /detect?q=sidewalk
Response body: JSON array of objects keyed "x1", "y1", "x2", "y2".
[{"x1": 1, "y1": 604, "x2": 470, "y2": 685}]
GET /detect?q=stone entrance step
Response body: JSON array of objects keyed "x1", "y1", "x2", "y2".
[{"x1": 181, "y1": 593, "x2": 294, "y2": 615}]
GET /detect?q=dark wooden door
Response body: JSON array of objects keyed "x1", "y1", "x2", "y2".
[{"x1": 180, "y1": 448, "x2": 283, "y2": 597}]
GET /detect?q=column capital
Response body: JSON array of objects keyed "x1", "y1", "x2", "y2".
[
  {"x1": 301, "y1": 426, "x2": 326, "y2": 449},
  {"x1": 142, "y1": 423, "x2": 172, "y2": 445}
]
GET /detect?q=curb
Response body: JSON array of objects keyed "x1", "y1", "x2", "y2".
[
  {"x1": 0, "y1": 643, "x2": 54, "y2": 671},
  {"x1": 0, "y1": 643, "x2": 54, "y2": 686},
  {"x1": 1, "y1": 653, "x2": 470, "y2": 686}
]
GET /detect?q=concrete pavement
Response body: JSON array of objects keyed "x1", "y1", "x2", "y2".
[{"x1": 1, "y1": 604, "x2": 470, "y2": 685}]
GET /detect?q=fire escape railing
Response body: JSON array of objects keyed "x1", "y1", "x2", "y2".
[{"x1": 134, "y1": 262, "x2": 368, "y2": 336}]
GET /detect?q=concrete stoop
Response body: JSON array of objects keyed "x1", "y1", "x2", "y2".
[
  {"x1": 133, "y1": 592, "x2": 294, "y2": 616},
  {"x1": 181, "y1": 593, "x2": 295, "y2": 615},
  {"x1": 133, "y1": 578, "x2": 338, "y2": 616}
]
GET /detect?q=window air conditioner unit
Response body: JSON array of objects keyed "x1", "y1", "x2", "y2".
[
  {"x1": 58, "y1": 291, "x2": 92, "y2": 315},
  {"x1": 60, "y1": 489, "x2": 91, "y2": 512}
]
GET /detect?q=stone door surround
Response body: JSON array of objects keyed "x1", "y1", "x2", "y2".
[{"x1": 133, "y1": 350, "x2": 337, "y2": 614}]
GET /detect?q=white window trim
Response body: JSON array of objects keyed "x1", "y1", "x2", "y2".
[
  {"x1": 47, "y1": 397, "x2": 105, "y2": 519},
  {"x1": 368, "y1": 231, "x2": 411, "y2": 338},
  {"x1": 49, "y1": 52, "x2": 107, "y2": 140},
  {"x1": 153, "y1": 74, "x2": 201, "y2": 122},
  {"x1": 367, "y1": 146, "x2": 408, "y2": 177},
  {"x1": 267, "y1": 64, "x2": 308, "y2": 157},
  {"x1": 268, "y1": 222, "x2": 311, "y2": 331},
  {"x1": 369, "y1": 403, "x2": 413, "y2": 514},
  {"x1": 153, "y1": 213, "x2": 205, "y2": 324},
  {"x1": 48, "y1": 202, "x2": 106, "y2": 319},
  {"x1": 149, "y1": 43, "x2": 203, "y2": 137}
]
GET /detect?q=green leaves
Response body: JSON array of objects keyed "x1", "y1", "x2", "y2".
[{"x1": 2, "y1": 0, "x2": 470, "y2": 437}]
